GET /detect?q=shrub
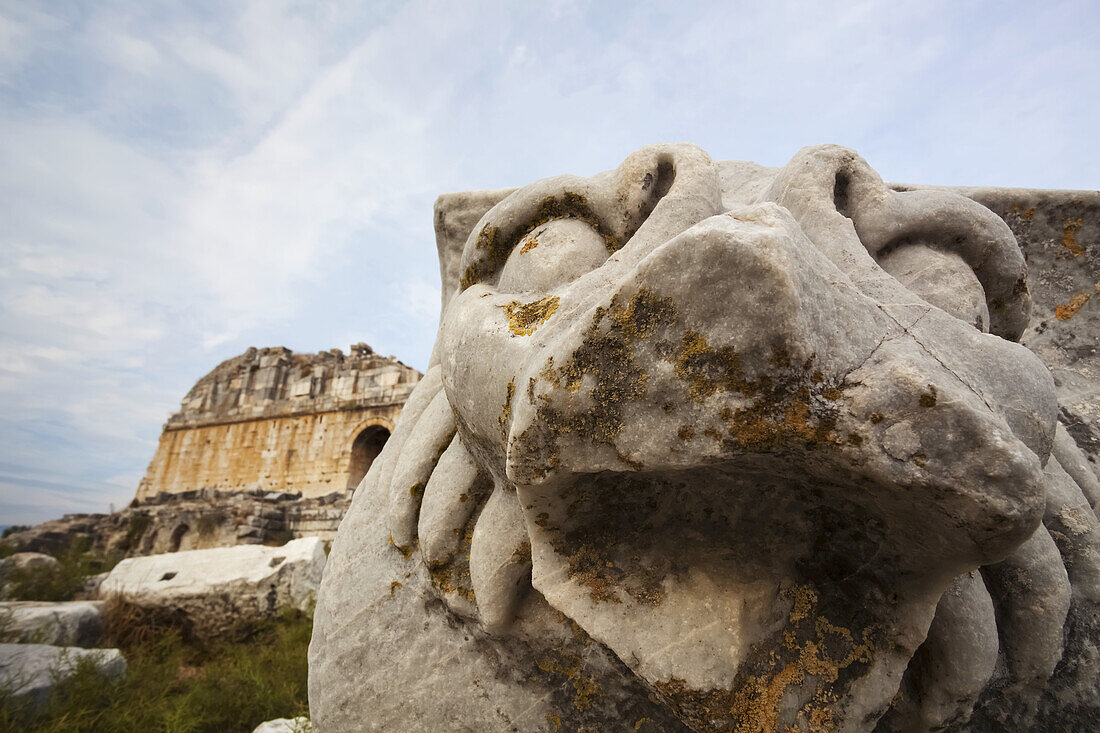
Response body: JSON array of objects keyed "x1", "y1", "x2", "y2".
[
  {"x1": 264, "y1": 529, "x2": 295, "y2": 547},
  {"x1": 0, "y1": 604, "x2": 312, "y2": 732},
  {"x1": 1, "y1": 526, "x2": 29, "y2": 539},
  {"x1": 195, "y1": 511, "x2": 228, "y2": 539},
  {"x1": 120, "y1": 515, "x2": 152, "y2": 552},
  {"x1": 2, "y1": 539, "x2": 120, "y2": 603}
]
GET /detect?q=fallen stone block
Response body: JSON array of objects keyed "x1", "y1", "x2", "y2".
[
  {"x1": 0, "y1": 643, "x2": 125, "y2": 707},
  {"x1": 99, "y1": 537, "x2": 325, "y2": 636},
  {"x1": 0, "y1": 601, "x2": 104, "y2": 646}
]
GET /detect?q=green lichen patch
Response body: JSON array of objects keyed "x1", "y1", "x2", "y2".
[
  {"x1": 671, "y1": 331, "x2": 841, "y2": 453},
  {"x1": 510, "y1": 289, "x2": 679, "y2": 477}
]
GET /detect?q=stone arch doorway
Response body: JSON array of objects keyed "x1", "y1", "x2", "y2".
[
  {"x1": 347, "y1": 425, "x2": 390, "y2": 491},
  {"x1": 168, "y1": 523, "x2": 192, "y2": 553}
]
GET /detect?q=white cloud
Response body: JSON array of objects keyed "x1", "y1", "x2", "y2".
[{"x1": 0, "y1": 0, "x2": 1097, "y2": 524}]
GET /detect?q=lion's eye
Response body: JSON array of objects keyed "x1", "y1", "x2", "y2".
[
  {"x1": 877, "y1": 244, "x2": 990, "y2": 332},
  {"x1": 496, "y1": 219, "x2": 609, "y2": 293}
]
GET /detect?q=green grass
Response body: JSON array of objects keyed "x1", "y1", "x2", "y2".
[{"x1": 0, "y1": 602, "x2": 312, "y2": 732}]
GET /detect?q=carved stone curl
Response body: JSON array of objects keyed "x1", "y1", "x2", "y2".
[{"x1": 309, "y1": 145, "x2": 1100, "y2": 732}]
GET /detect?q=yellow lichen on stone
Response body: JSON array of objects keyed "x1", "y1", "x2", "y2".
[
  {"x1": 519, "y1": 232, "x2": 540, "y2": 254},
  {"x1": 460, "y1": 224, "x2": 507, "y2": 289},
  {"x1": 1062, "y1": 218, "x2": 1084, "y2": 257},
  {"x1": 789, "y1": 585, "x2": 816, "y2": 623},
  {"x1": 388, "y1": 535, "x2": 414, "y2": 559},
  {"x1": 428, "y1": 523, "x2": 477, "y2": 603},
  {"x1": 654, "y1": 584, "x2": 875, "y2": 732},
  {"x1": 1055, "y1": 291, "x2": 1092, "y2": 321},
  {"x1": 535, "y1": 649, "x2": 602, "y2": 711},
  {"x1": 501, "y1": 296, "x2": 560, "y2": 336},
  {"x1": 499, "y1": 379, "x2": 515, "y2": 440},
  {"x1": 1011, "y1": 203, "x2": 1036, "y2": 220}
]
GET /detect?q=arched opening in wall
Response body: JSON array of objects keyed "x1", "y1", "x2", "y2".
[
  {"x1": 347, "y1": 425, "x2": 390, "y2": 491},
  {"x1": 140, "y1": 528, "x2": 158, "y2": 554},
  {"x1": 168, "y1": 523, "x2": 191, "y2": 553}
]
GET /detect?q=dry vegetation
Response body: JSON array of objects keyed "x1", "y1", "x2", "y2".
[{"x1": 0, "y1": 544, "x2": 311, "y2": 732}]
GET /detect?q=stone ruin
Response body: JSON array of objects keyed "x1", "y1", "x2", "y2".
[
  {"x1": 2, "y1": 343, "x2": 421, "y2": 558},
  {"x1": 309, "y1": 144, "x2": 1098, "y2": 731},
  {"x1": 138, "y1": 343, "x2": 421, "y2": 501}
]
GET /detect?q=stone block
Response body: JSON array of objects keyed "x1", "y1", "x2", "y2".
[
  {"x1": 0, "y1": 601, "x2": 104, "y2": 646},
  {"x1": 100, "y1": 538, "x2": 325, "y2": 637},
  {"x1": 0, "y1": 643, "x2": 125, "y2": 707}
]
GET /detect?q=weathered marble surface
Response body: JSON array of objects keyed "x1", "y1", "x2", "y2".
[
  {"x1": 0, "y1": 601, "x2": 104, "y2": 647},
  {"x1": 0, "y1": 643, "x2": 125, "y2": 706},
  {"x1": 253, "y1": 717, "x2": 312, "y2": 733},
  {"x1": 310, "y1": 145, "x2": 1098, "y2": 731}
]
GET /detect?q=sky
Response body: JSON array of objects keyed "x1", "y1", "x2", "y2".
[{"x1": 0, "y1": 0, "x2": 1097, "y2": 526}]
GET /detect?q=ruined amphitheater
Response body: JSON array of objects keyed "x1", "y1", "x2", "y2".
[
  {"x1": 2, "y1": 343, "x2": 421, "y2": 557},
  {"x1": 138, "y1": 343, "x2": 420, "y2": 501}
]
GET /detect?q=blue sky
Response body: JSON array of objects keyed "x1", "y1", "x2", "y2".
[{"x1": 0, "y1": 0, "x2": 1097, "y2": 525}]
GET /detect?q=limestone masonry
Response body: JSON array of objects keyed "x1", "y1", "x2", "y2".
[{"x1": 137, "y1": 343, "x2": 421, "y2": 501}]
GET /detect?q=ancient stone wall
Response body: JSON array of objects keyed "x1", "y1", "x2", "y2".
[{"x1": 137, "y1": 343, "x2": 421, "y2": 501}]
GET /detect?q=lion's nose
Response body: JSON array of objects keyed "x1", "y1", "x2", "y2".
[{"x1": 504, "y1": 203, "x2": 890, "y2": 484}]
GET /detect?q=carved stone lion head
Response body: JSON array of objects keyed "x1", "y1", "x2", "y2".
[{"x1": 310, "y1": 145, "x2": 1100, "y2": 732}]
